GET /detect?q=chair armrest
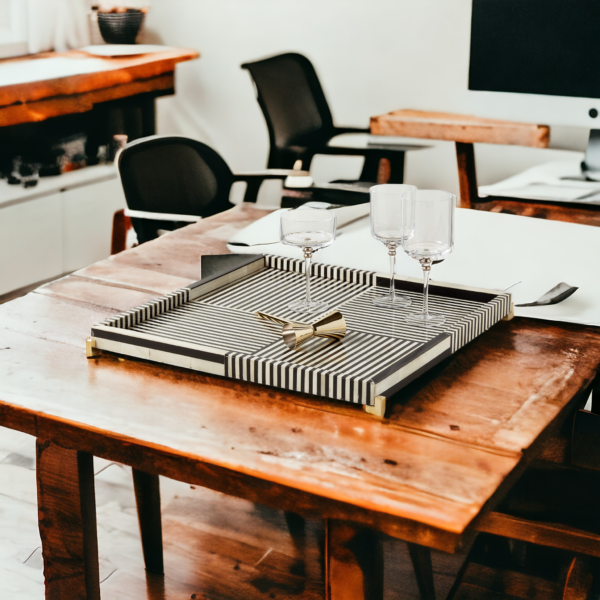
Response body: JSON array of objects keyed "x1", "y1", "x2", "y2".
[
  {"x1": 317, "y1": 143, "x2": 423, "y2": 157},
  {"x1": 332, "y1": 126, "x2": 370, "y2": 135},
  {"x1": 233, "y1": 169, "x2": 311, "y2": 203},
  {"x1": 124, "y1": 208, "x2": 201, "y2": 222},
  {"x1": 233, "y1": 169, "x2": 310, "y2": 181}
]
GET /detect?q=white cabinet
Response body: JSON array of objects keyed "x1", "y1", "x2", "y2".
[
  {"x1": 0, "y1": 194, "x2": 63, "y2": 296},
  {"x1": 61, "y1": 178, "x2": 126, "y2": 273},
  {"x1": 0, "y1": 167, "x2": 126, "y2": 296}
]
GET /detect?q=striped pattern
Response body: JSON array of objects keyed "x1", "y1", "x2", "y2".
[
  {"x1": 128, "y1": 302, "x2": 281, "y2": 353},
  {"x1": 100, "y1": 287, "x2": 190, "y2": 329},
  {"x1": 226, "y1": 331, "x2": 423, "y2": 405},
  {"x1": 342, "y1": 287, "x2": 511, "y2": 352},
  {"x1": 91, "y1": 259, "x2": 512, "y2": 407},
  {"x1": 200, "y1": 267, "x2": 369, "y2": 322},
  {"x1": 265, "y1": 255, "x2": 376, "y2": 286}
]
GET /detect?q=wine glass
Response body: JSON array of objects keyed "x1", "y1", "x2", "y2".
[
  {"x1": 370, "y1": 184, "x2": 416, "y2": 308},
  {"x1": 280, "y1": 209, "x2": 337, "y2": 313},
  {"x1": 402, "y1": 190, "x2": 455, "y2": 325}
]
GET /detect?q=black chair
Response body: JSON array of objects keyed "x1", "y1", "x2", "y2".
[
  {"x1": 241, "y1": 52, "x2": 419, "y2": 184},
  {"x1": 118, "y1": 135, "x2": 304, "y2": 244}
]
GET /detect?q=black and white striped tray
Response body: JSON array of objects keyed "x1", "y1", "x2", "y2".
[{"x1": 90, "y1": 255, "x2": 511, "y2": 407}]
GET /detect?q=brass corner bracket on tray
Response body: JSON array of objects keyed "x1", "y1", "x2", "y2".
[
  {"x1": 502, "y1": 303, "x2": 515, "y2": 321},
  {"x1": 86, "y1": 337, "x2": 102, "y2": 358}
]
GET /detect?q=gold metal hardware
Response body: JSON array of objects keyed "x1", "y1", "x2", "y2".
[
  {"x1": 364, "y1": 396, "x2": 386, "y2": 418},
  {"x1": 502, "y1": 303, "x2": 515, "y2": 321},
  {"x1": 255, "y1": 310, "x2": 347, "y2": 350},
  {"x1": 86, "y1": 337, "x2": 101, "y2": 358}
]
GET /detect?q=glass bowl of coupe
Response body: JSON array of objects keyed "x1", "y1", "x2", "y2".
[{"x1": 280, "y1": 209, "x2": 337, "y2": 314}]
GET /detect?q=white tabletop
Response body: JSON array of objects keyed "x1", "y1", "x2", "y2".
[{"x1": 229, "y1": 206, "x2": 600, "y2": 327}]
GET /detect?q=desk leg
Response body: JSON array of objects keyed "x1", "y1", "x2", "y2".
[
  {"x1": 132, "y1": 468, "x2": 164, "y2": 574},
  {"x1": 325, "y1": 519, "x2": 383, "y2": 600},
  {"x1": 36, "y1": 440, "x2": 100, "y2": 600},
  {"x1": 407, "y1": 543, "x2": 436, "y2": 600},
  {"x1": 455, "y1": 142, "x2": 478, "y2": 209}
]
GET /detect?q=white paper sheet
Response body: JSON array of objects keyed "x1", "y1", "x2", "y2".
[
  {"x1": 228, "y1": 204, "x2": 371, "y2": 246},
  {"x1": 479, "y1": 160, "x2": 600, "y2": 203},
  {"x1": 228, "y1": 207, "x2": 600, "y2": 327}
]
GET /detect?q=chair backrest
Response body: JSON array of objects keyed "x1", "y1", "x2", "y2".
[
  {"x1": 241, "y1": 53, "x2": 335, "y2": 152},
  {"x1": 118, "y1": 136, "x2": 235, "y2": 242}
]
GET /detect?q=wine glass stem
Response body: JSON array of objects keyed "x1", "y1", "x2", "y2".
[
  {"x1": 388, "y1": 243, "x2": 397, "y2": 302},
  {"x1": 303, "y1": 247, "x2": 313, "y2": 305},
  {"x1": 420, "y1": 258, "x2": 432, "y2": 317}
]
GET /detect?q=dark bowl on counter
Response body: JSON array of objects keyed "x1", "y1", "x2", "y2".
[{"x1": 98, "y1": 9, "x2": 146, "y2": 45}]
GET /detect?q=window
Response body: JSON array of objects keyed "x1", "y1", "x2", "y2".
[{"x1": 0, "y1": 0, "x2": 28, "y2": 59}]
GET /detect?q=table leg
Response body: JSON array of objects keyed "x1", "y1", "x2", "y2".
[
  {"x1": 325, "y1": 519, "x2": 383, "y2": 600},
  {"x1": 563, "y1": 556, "x2": 594, "y2": 600},
  {"x1": 36, "y1": 440, "x2": 100, "y2": 600},
  {"x1": 132, "y1": 468, "x2": 164, "y2": 574},
  {"x1": 455, "y1": 142, "x2": 478, "y2": 209},
  {"x1": 407, "y1": 542, "x2": 436, "y2": 600}
]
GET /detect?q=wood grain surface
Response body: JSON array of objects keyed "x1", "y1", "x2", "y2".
[
  {"x1": 479, "y1": 199, "x2": 600, "y2": 227},
  {"x1": 0, "y1": 48, "x2": 198, "y2": 127},
  {"x1": 1, "y1": 204, "x2": 600, "y2": 554},
  {"x1": 36, "y1": 441, "x2": 100, "y2": 600},
  {"x1": 370, "y1": 110, "x2": 549, "y2": 147},
  {"x1": 325, "y1": 520, "x2": 383, "y2": 600}
]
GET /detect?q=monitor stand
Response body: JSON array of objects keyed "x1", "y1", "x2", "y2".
[{"x1": 581, "y1": 129, "x2": 600, "y2": 181}]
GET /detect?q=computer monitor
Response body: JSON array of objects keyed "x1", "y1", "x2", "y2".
[{"x1": 469, "y1": 0, "x2": 600, "y2": 174}]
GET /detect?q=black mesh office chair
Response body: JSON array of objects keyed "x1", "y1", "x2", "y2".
[
  {"x1": 118, "y1": 135, "x2": 303, "y2": 244},
  {"x1": 241, "y1": 52, "x2": 418, "y2": 183}
]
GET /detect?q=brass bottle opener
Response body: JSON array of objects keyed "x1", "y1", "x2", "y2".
[{"x1": 255, "y1": 310, "x2": 347, "y2": 350}]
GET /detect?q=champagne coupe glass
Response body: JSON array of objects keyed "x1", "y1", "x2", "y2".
[
  {"x1": 370, "y1": 184, "x2": 416, "y2": 308},
  {"x1": 280, "y1": 209, "x2": 337, "y2": 313},
  {"x1": 403, "y1": 190, "x2": 455, "y2": 326}
]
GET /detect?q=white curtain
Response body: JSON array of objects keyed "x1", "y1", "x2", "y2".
[{"x1": 28, "y1": 0, "x2": 90, "y2": 54}]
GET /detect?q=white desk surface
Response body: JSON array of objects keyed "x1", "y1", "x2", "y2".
[
  {"x1": 228, "y1": 206, "x2": 600, "y2": 328},
  {"x1": 479, "y1": 160, "x2": 600, "y2": 203}
]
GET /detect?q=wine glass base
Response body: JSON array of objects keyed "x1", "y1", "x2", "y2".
[
  {"x1": 405, "y1": 312, "x2": 445, "y2": 326},
  {"x1": 288, "y1": 299, "x2": 328, "y2": 314},
  {"x1": 373, "y1": 295, "x2": 411, "y2": 308}
]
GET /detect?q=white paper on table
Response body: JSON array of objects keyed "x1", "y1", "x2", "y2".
[
  {"x1": 227, "y1": 203, "x2": 370, "y2": 247},
  {"x1": 482, "y1": 184, "x2": 599, "y2": 202},
  {"x1": 479, "y1": 159, "x2": 600, "y2": 203},
  {"x1": 228, "y1": 206, "x2": 600, "y2": 327}
]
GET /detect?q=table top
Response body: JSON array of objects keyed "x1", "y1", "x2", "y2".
[
  {"x1": 0, "y1": 47, "x2": 198, "y2": 126},
  {"x1": 1, "y1": 204, "x2": 599, "y2": 552},
  {"x1": 370, "y1": 109, "x2": 550, "y2": 147}
]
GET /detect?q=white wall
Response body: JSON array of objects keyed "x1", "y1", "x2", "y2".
[{"x1": 145, "y1": 0, "x2": 588, "y2": 197}]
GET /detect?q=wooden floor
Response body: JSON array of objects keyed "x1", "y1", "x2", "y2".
[
  {"x1": 0, "y1": 427, "x2": 464, "y2": 600},
  {"x1": 2, "y1": 427, "x2": 598, "y2": 600}
]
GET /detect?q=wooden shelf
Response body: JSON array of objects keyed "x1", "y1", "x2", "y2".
[{"x1": 0, "y1": 47, "x2": 199, "y2": 127}]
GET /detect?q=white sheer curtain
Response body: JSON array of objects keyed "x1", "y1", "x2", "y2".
[{"x1": 28, "y1": 0, "x2": 89, "y2": 54}]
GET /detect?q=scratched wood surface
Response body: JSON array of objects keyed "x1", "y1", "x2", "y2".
[
  {"x1": 478, "y1": 200, "x2": 600, "y2": 227},
  {"x1": 370, "y1": 110, "x2": 550, "y2": 148},
  {"x1": 1, "y1": 204, "x2": 600, "y2": 551},
  {"x1": 0, "y1": 48, "x2": 198, "y2": 127}
]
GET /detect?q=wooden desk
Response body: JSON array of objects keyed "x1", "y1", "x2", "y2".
[
  {"x1": 0, "y1": 47, "x2": 199, "y2": 127},
  {"x1": 1, "y1": 205, "x2": 600, "y2": 599},
  {"x1": 370, "y1": 109, "x2": 600, "y2": 229}
]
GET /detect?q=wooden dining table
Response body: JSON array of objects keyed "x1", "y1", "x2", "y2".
[{"x1": 1, "y1": 204, "x2": 600, "y2": 600}]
